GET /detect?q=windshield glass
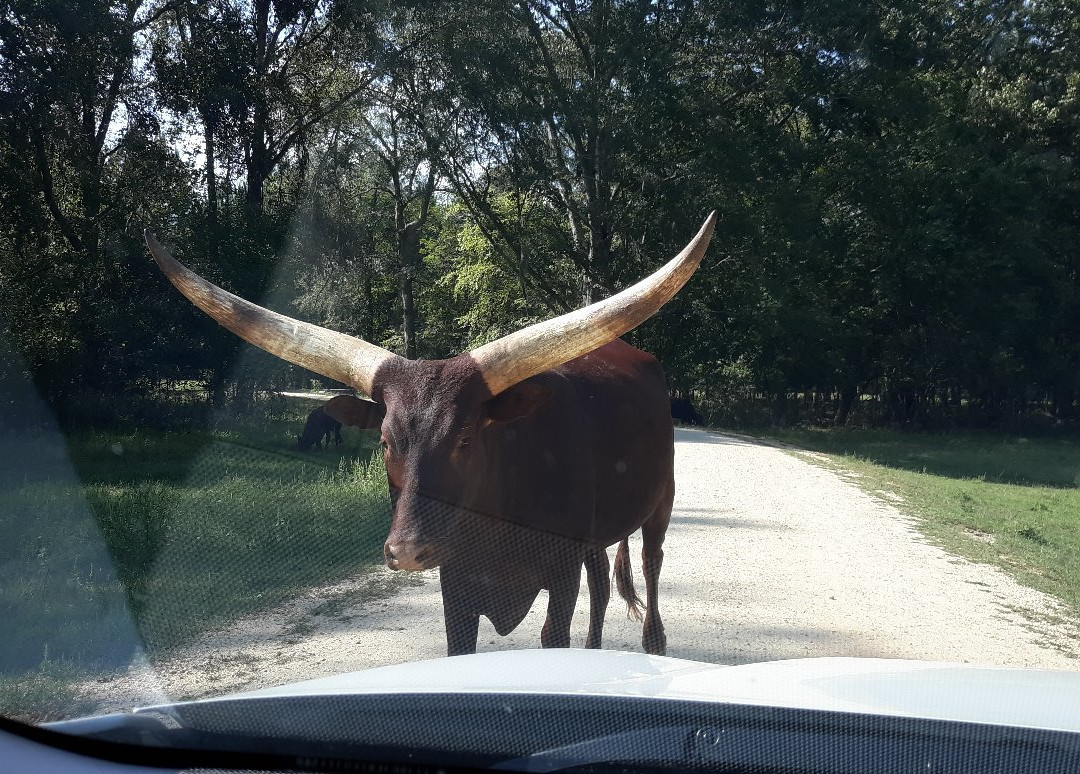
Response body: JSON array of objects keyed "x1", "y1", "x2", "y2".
[{"x1": 2, "y1": 0, "x2": 1079, "y2": 765}]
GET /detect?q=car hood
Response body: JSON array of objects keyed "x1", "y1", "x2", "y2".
[{"x1": 219, "y1": 649, "x2": 1080, "y2": 734}]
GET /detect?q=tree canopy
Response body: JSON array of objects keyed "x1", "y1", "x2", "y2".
[{"x1": 1, "y1": 0, "x2": 1077, "y2": 429}]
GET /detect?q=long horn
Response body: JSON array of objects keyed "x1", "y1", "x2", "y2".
[
  {"x1": 470, "y1": 211, "x2": 717, "y2": 396},
  {"x1": 144, "y1": 231, "x2": 402, "y2": 396}
]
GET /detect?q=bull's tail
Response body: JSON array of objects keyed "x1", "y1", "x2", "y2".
[{"x1": 613, "y1": 538, "x2": 645, "y2": 622}]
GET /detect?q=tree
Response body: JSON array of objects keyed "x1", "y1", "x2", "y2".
[
  {"x1": 151, "y1": 0, "x2": 250, "y2": 263},
  {"x1": 0, "y1": 0, "x2": 182, "y2": 397}
]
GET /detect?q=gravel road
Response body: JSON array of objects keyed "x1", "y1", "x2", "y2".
[{"x1": 86, "y1": 428, "x2": 1080, "y2": 709}]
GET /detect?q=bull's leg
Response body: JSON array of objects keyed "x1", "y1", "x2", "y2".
[
  {"x1": 583, "y1": 546, "x2": 610, "y2": 649},
  {"x1": 640, "y1": 481, "x2": 673, "y2": 656},
  {"x1": 444, "y1": 610, "x2": 479, "y2": 656},
  {"x1": 440, "y1": 566, "x2": 480, "y2": 656},
  {"x1": 541, "y1": 562, "x2": 582, "y2": 649}
]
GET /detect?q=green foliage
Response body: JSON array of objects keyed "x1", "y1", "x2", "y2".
[
  {"x1": 426, "y1": 198, "x2": 569, "y2": 350},
  {"x1": 0, "y1": 0, "x2": 1078, "y2": 427}
]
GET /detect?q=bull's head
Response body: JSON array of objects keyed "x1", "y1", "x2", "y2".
[{"x1": 144, "y1": 213, "x2": 716, "y2": 571}]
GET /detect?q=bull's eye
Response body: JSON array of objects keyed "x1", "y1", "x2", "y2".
[
  {"x1": 457, "y1": 437, "x2": 471, "y2": 450},
  {"x1": 380, "y1": 438, "x2": 390, "y2": 453}
]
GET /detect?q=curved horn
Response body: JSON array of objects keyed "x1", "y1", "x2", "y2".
[
  {"x1": 144, "y1": 231, "x2": 402, "y2": 396},
  {"x1": 470, "y1": 211, "x2": 717, "y2": 396}
]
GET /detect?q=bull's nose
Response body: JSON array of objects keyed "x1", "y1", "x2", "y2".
[{"x1": 384, "y1": 542, "x2": 427, "y2": 571}]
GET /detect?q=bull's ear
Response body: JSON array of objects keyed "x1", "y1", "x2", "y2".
[{"x1": 485, "y1": 382, "x2": 553, "y2": 424}]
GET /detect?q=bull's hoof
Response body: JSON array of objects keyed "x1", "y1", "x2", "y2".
[{"x1": 643, "y1": 629, "x2": 667, "y2": 656}]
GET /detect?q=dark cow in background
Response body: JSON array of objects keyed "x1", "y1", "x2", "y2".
[
  {"x1": 297, "y1": 405, "x2": 342, "y2": 450},
  {"x1": 670, "y1": 397, "x2": 704, "y2": 426},
  {"x1": 296, "y1": 394, "x2": 385, "y2": 451},
  {"x1": 145, "y1": 213, "x2": 715, "y2": 656}
]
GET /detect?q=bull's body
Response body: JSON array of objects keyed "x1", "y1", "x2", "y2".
[{"x1": 380, "y1": 340, "x2": 673, "y2": 654}]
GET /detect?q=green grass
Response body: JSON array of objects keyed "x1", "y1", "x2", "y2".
[
  {"x1": 0, "y1": 661, "x2": 99, "y2": 724},
  {"x1": 761, "y1": 428, "x2": 1080, "y2": 488},
  {"x1": 90, "y1": 438, "x2": 390, "y2": 653},
  {"x1": 760, "y1": 428, "x2": 1080, "y2": 618},
  {"x1": 1, "y1": 409, "x2": 389, "y2": 720}
]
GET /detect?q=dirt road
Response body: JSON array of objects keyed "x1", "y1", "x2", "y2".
[{"x1": 86, "y1": 428, "x2": 1079, "y2": 709}]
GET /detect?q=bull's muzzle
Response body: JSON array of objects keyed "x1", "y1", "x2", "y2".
[{"x1": 384, "y1": 541, "x2": 437, "y2": 571}]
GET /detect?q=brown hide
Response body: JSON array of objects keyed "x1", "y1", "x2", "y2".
[
  {"x1": 379, "y1": 340, "x2": 670, "y2": 549},
  {"x1": 375, "y1": 339, "x2": 673, "y2": 655}
]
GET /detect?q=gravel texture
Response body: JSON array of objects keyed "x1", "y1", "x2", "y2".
[{"x1": 82, "y1": 428, "x2": 1079, "y2": 710}]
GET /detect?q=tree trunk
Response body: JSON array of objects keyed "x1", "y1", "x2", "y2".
[
  {"x1": 246, "y1": 144, "x2": 269, "y2": 217},
  {"x1": 834, "y1": 383, "x2": 858, "y2": 426},
  {"x1": 203, "y1": 111, "x2": 219, "y2": 263},
  {"x1": 245, "y1": 0, "x2": 272, "y2": 219},
  {"x1": 398, "y1": 217, "x2": 421, "y2": 360}
]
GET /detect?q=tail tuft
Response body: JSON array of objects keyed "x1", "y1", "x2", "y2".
[{"x1": 613, "y1": 538, "x2": 646, "y2": 622}]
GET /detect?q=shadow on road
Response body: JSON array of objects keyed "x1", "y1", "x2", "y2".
[
  {"x1": 671, "y1": 513, "x2": 792, "y2": 531},
  {"x1": 669, "y1": 623, "x2": 899, "y2": 666}
]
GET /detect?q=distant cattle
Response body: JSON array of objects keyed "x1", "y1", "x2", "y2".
[
  {"x1": 296, "y1": 395, "x2": 385, "y2": 451},
  {"x1": 670, "y1": 397, "x2": 703, "y2": 426},
  {"x1": 296, "y1": 406, "x2": 341, "y2": 451},
  {"x1": 146, "y1": 213, "x2": 715, "y2": 656}
]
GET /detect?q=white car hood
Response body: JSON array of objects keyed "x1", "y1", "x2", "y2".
[{"x1": 224, "y1": 649, "x2": 1080, "y2": 734}]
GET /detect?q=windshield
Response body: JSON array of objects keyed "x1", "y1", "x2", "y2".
[{"x1": 2, "y1": 0, "x2": 1079, "y2": 768}]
